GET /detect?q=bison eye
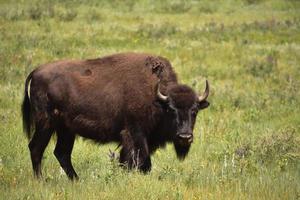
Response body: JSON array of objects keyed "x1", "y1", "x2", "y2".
[
  {"x1": 167, "y1": 108, "x2": 174, "y2": 113},
  {"x1": 166, "y1": 105, "x2": 176, "y2": 114},
  {"x1": 191, "y1": 108, "x2": 198, "y2": 116}
]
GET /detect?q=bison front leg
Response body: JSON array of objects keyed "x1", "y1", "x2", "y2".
[{"x1": 119, "y1": 129, "x2": 151, "y2": 172}]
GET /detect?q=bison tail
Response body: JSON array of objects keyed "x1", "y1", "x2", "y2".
[{"x1": 22, "y1": 70, "x2": 34, "y2": 139}]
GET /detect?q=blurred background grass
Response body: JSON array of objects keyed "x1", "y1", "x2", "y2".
[{"x1": 0, "y1": 0, "x2": 299, "y2": 199}]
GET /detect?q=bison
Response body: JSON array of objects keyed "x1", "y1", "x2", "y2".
[{"x1": 22, "y1": 52, "x2": 210, "y2": 180}]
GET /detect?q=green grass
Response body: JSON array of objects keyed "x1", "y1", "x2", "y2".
[{"x1": 0, "y1": 0, "x2": 300, "y2": 199}]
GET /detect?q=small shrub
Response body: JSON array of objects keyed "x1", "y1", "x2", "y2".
[
  {"x1": 56, "y1": 8, "x2": 77, "y2": 22},
  {"x1": 186, "y1": 22, "x2": 226, "y2": 41},
  {"x1": 155, "y1": 1, "x2": 192, "y2": 13},
  {"x1": 254, "y1": 127, "x2": 300, "y2": 169},
  {"x1": 43, "y1": 4, "x2": 55, "y2": 18},
  {"x1": 136, "y1": 23, "x2": 178, "y2": 39},
  {"x1": 107, "y1": 0, "x2": 135, "y2": 12},
  {"x1": 28, "y1": 5, "x2": 42, "y2": 20},
  {"x1": 229, "y1": 127, "x2": 300, "y2": 173},
  {"x1": 167, "y1": 1, "x2": 191, "y2": 13},
  {"x1": 243, "y1": 0, "x2": 265, "y2": 4},
  {"x1": 245, "y1": 50, "x2": 279, "y2": 78},
  {"x1": 235, "y1": 144, "x2": 251, "y2": 159},
  {"x1": 197, "y1": 2, "x2": 218, "y2": 13},
  {"x1": 243, "y1": 108, "x2": 261, "y2": 122},
  {"x1": 0, "y1": 8, "x2": 25, "y2": 21},
  {"x1": 85, "y1": 9, "x2": 103, "y2": 22}
]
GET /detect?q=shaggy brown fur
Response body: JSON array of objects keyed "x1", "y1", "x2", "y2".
[{"x1": 22, "y1": 52, "x2": 210, "y2": 180}]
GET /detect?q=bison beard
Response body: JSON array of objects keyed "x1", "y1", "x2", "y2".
[
  {"x1": 21, "y1": 52, "x2": 210, "y2": 180},
  {"x1": 174, "y1": 142, "x2": 191, "y2": 160}
]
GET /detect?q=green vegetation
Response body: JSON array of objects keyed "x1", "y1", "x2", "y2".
[{"x1": 0, "y1": 0, "x2": 299, "y2": 199}]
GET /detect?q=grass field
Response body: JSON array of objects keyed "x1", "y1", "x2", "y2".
[{"x1": 0, "y1": 0, "x2": 300, "y2": 199}]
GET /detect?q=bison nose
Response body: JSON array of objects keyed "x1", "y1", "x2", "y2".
[{"x1": 177, "y1": 133, "x2": 193, "y2": 143}]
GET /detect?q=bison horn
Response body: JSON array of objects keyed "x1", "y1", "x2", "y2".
[
  {"x1": 157, "y1": 83, "x2": 168, "y2": 102},
  {"x1": 198, "y1": 80, "x2": 210, "y2": 102}
]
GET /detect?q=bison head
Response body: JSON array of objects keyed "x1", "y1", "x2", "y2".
[{"x1": 157, "y1": 80, "x2": 210, "y2": 159}]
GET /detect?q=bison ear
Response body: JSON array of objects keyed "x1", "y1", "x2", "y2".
[{"x1": 198, "y1": 100, "x2": 210, "y2": 110}]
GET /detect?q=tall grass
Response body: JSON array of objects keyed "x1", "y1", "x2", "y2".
[{"x1": 0, "y1": 0, "x2": 299, "y2": 199}]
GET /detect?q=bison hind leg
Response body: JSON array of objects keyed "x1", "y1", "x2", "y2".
[
  {"x1": 54, "y1": 126, "x2": 78, "y2": 180},
  {"x1": 28, "y1": 114, "x2": 54, "y2": 178}
]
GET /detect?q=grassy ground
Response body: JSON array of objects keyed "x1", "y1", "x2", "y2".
[{"x1": 0, "y1": 0, "x2": 300, "y2": 199}]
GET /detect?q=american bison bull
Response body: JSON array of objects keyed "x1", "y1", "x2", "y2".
[{"x1": 22, "y1": 52, "x2": 210, "y2": 180}]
